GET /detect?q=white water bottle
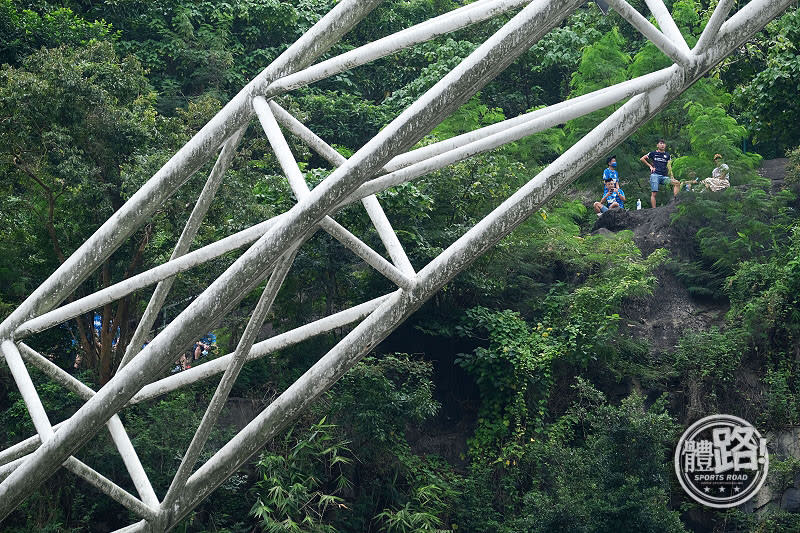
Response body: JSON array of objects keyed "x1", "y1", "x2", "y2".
[{"x1": 636, "y1": 198, "x2": 642, "y2": 210}]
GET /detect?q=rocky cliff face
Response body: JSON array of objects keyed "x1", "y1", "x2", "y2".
[
  {"x1": 587, "y1": 161, "x2": 800, "y2": 521},
  {"x1": 593, "y1": 205, "x2": 728, "y2": 358}
]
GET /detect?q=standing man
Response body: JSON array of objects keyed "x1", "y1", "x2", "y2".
[
  {"x1": 603, "y1": 155, "x2": 618, "y2": 194},
  {"x1": 640, "y1": 139, "x2": 679, "y2": 207}
]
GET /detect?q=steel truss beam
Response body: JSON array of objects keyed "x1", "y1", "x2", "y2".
[{"x1": 0, "y1": 0, "x2": 792, "y2": 530}]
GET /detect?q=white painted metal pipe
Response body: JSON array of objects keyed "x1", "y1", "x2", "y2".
[
  {"x1": 162, "y1": 248, "x2": 296, "y2": 513},
  {"x1": 645, "y1": 0, "x2": 691, "y2": 52},
  {"x1": 16, "y1": 343, "x2": 159, "y2": 508},
  {"x1": 254, "y1": 97, "x2": 415, "y2": 289},
  {"x1": 0, "y1": 0, "x2": 385, "y2": 518},
  {"x1": 319, "y1": 217, "x2": 416, "y2": 289},
  {"x1": 0, "y1": 457, "x2": 25, "y2": 483},
  {"x1": 63, "y1": 457, "x2": 159, "y2": 521},
  {"x1": 0, "y1": 420, "x2": 65, "y2": 467},
  {"x1": 693, "y1": 0, "x2": 734, "y2": 54},
  {"x1": 702, "y1": 0, "x2": 785, "y2": 68},
  {"x1": 2, "y1": 341, "x2": 158, "y2": 519},
  {"x1": 604, "y1": 0, "x2": 692, "y2": 65},
  {"x1": 1, "y1": 341, "x2": 53, "y2": 438},
  {"x1": 120, "y1": 127, "x2": 246, "y2": 370},
  {"x1": 265, "y1": 0, "x2": 532, "y2": 96},
  {"x1": 129, "y1": 295, "x2": 389, "y2": 404},
  {"x1": 268, "y1": 101, "x2": 416, "y2": 276}
]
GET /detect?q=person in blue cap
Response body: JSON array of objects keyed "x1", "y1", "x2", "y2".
[{"x1": 603, "y1": 155, "x2": 619, "y2": 194}]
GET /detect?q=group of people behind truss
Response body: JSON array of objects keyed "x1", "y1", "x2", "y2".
[
  {"x1": 593, "y1": 139, "x2": 731, "y2": 216},
  {"x1": 171, "y1": 334, "x2": 217, "y2": 373}
]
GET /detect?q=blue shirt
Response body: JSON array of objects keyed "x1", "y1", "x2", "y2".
[
  {"x1": 603, "y1": 168, "x2": 618, "y2": 193},
  {"x1": 606, "y1": 188, "x2": 625, "y2": 209},
  {"x1": 648, "y1": 151, "x2": 671, "y2": 176}
]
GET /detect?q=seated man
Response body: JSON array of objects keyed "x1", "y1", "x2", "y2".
[
  {"x1": 701, "y1": 154, "x2": 731, "y2": 191},
  {"x1": 594, "y1": 180, "x2": 626, "y2": 216},
  {"x1": 682, "y1": 170, "x2": 698, "y2": 191},
  {"x1": 683, "y1": 155, "x2": 731, "y2": 192},
  {"x1": 671, "y1": 170, "x2": 699, "y2": 192}
]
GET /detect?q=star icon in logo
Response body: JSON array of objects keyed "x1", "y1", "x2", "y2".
[
  {"x1": 734, "y1": 487, "x2": 741, "y2": 493},
  {"x1": 719, "y1": 487, "x2": 726, "y2": 493}
]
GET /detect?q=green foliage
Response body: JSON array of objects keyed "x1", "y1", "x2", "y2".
[
  {"x1": 455, "y1": 307, "x2": 556, "y2": 455},
  {"x1": 787, "y1": 144, "x2": 800, "y2": 185},
  {"x1": 250, "y1": 418, "x2": 352, "y2": 533},
  {"x1": 670, "y1": 183, "x2": 796, "y2": 297},
  {"x1": 627, "y1": 41, "x2": 672, "y2": 79},
  {"x1": 374, "y1": 484, "x2": 446, "y2": 533},
  {"x1": 328, "y1": 354, "x2": 439, "y2": 449},
  {"x1": 383, "y1": 38, "x2": 477, "y2": 111},
  {"x1": 670, "y1": 101, "x2": 761, "y2": 183},
  {"x1": 0, "y1": 368, "x2": 165, "y2": 530},
  {"x1": 453, "y1": 380, "x2": 686, "y2": 533},
  {"x1": 430, "y1": 93, "x2": 505, "y2": 140},
  {"x1": 760, "y1": 366, "x2": 800, "y2": 429},
  {"x1": 671, "y1": 0, "x2": 702, "y2": 38},
  {"x1": 722, "y1": 506, "x2": 800, "y2": 533},
  {"x1": 733, "y1": 8, "x2": 800, "y2": 154},
  {"x1": 566, "y1": 28, "x2": 629, "y2": 145},
  {"x1": 569, "y1": 27, "x2": 629, "y2": 95},
  {"x1": 483, "y1": 8, "x2": 606, "y2": 116},
  {"x1": 0, "y1": 39, "x2": 157, "y2": 274},
  {"x1": 455, "y1": 223, "x2": 666, "y2": 455},
  {"x1": 672, "y1": 327, "x2": 743, "y2": 384},
  {"x1": 285, "y1": 90, "x2": 391, "y2": 152},
  {"x1": 726, "y1": 223, "x2": 800, "y2": 357},
  {"x1": 0, "y1": 0, "x2": 114, "y2": 66},
  {"x1": 627, "y1": 0, "x2": 702, "y2": 77},
  {"x1": 124, "y1": 389, "x2": 231, "y2": 493},
  {"x1": 77, "y1": 0, "x2": 325, "y2": 111},
  {"x1": 0, "y1": 41, "x2": 157, "y2": 216},
  {"x1": 320, "y1": 354, "x2": 452, "y2": 532}
]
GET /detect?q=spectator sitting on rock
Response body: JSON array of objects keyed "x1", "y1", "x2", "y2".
[
  {"x1": 594, "y1": 179, "x2": 626, "y2": 217},
  {"x1": 682, "y1": 170, "x2": 698, "y2": 191},
  {"x1": 687, "y1": 154, "x2": 731, "y2": 192},
  {"x1": 193, "y1": 342, "x2": 210, "y2": 361}
]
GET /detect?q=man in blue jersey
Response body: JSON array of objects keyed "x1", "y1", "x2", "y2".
[
  {"x1": 594, "y1": 180, "x2": 625, "y2": 216},
  {"x1": 640, "y1": 139, "x2": 679, "y2": 207},
  {"x1": 603, "y1": 155, "x2": 618, "y2": 194}
]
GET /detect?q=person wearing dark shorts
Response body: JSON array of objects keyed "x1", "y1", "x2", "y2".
[{"x1": 640, "y1": 139, "x2": 679, "y2": 207}]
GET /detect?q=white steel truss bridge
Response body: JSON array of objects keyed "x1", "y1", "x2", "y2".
[{"x1": 0, "y1": 0, "x2": 792, "y2": 530}]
